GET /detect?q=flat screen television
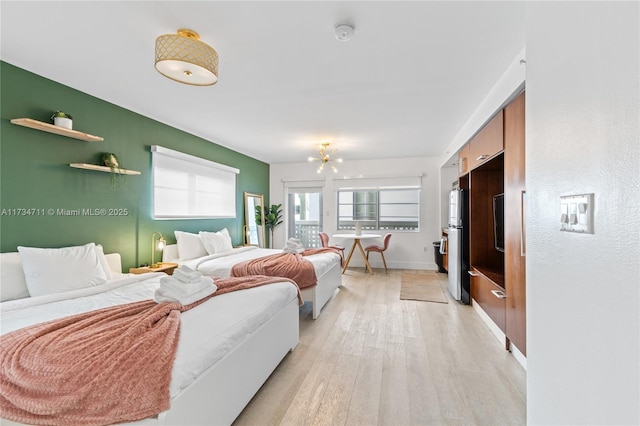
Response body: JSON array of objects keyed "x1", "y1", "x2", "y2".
[{"x1": 493, "y1": 193, "x2": 505, "y2": 252}]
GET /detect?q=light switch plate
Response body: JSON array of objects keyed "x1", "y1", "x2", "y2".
[{"x1": 560, "y1": 193, "x2": 594, "y2": 234}]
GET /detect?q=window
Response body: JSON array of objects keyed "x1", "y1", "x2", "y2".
[
  {"x1": 337, "y1": 185, "x2": 420, "y2": 231},
  {"x1": 151, "y1": 145, "x2": 239, "y2": 219}
]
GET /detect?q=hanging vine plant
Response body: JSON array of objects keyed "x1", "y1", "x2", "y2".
[{"x1": 100, "y1": 152, "x2": 126, "y2": 189}]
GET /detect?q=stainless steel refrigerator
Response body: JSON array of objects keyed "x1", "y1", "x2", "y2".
[{"x1": 447, "y1": 189, "x2": 470, "y2": 304}]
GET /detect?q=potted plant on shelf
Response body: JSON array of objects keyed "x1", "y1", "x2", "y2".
[
  {"x1": 256, "y1": 204, "x2": 283, "y2": 248},
  {"x1": 100, "y1": 152, "x2": 125, "y2": 189},
  {"x1": 51, "y1": 111, "x2": 73, "y2": 130}
]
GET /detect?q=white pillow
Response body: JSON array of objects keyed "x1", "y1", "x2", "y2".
[
  {"x1": 174, "y1": 231, "x2": 207, "y2": 260},
  {"x1": 17, "y1": 243, "x2": 108, "y2": 297},
  {"x1": 0, "y1": 252, "x2": 30, "y2": 302},
  {"x1": 95, "y1": 244, "x2": 113, "y2": 280},
  {"x1": 200, "y1": 229, "x2": 233, "y2": 254}
]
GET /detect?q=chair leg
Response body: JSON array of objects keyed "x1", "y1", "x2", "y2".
[{"x1": 380, "y1": 252, "x2": 388, "y2": 273}]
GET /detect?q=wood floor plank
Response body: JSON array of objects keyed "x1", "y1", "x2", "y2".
[
  {"x1": 344, "y1": 348, "x2": 384, "y2": 426},
  {"x1": 233, "y1": 270, "x2": 526, "y2": 426}
]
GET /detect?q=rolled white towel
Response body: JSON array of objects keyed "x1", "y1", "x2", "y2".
[
  {"x1": 283, "y1": 238, "x2": 304, "y2": 253},
  {"x1": 173, "y1": 267, "x2": 202, "y2": 280},
  {"x1": 154, "y1": 283, "x2": 217, "y2": 305},
  {"x1": 160, "y1": 276, "x2": 214, "y2": 297},
  {"x1": 177, "y1": 264, "x2": 198, "y2": 275},
  {"x1": 173, "y1": 269, "x2": 203, "y2": 284},
  {"x1": 173, "y1": 271, "x2": 203, "y2": 285},
  {"x1": 283, "y1": 247, "x2": 304, "y2": 254}
]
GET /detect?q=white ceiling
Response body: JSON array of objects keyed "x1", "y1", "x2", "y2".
[{"x1": 1, "y1": 1, "x2": 525, "y2": 165}]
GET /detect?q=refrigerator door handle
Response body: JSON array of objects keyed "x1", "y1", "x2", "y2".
[{"x1": 439, "y1": 237, "x2": 447, "y2": 254}]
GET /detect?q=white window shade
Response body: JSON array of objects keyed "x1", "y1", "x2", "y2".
[{"x1": 151, "y1": 146, "x2": 239, "y2": 219}]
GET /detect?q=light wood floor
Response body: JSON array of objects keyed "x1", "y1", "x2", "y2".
[{"x1": 234, "y1": 269, "x2": 526, "y2": 426}]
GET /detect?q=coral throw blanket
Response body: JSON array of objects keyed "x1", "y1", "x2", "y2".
[
  {"x1": 0, "y1": 275, "x2": 299, "y2": 426},
  {"x1": 231, "y1": 248, "x2": 341, "y2": 289}
]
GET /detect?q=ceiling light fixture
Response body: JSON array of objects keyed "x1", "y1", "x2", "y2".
[
  {"x1": 334, "y1": 23, "x2": 355, "y2": 42},
  {"x1": 155, "y1": 28, "x2": 219, "y2": 86},
  {"x1": 308, "y1": 142, "x2": 343, "y2": 173}
]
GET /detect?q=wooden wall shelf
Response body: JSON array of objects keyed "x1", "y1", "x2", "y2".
[
  {"x1": 69, "y1": 163, "x2": 141, "y2": 175},
  {"x1": 10, "y1": 118, "x2": 104, "y2": 142}
]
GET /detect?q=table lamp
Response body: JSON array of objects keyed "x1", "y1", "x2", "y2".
[{"x1": 151, "y1": 231, "x2": 166, "y2": 268}]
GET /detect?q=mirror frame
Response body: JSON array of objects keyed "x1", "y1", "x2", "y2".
[{"x1": 244, "y1": 192, "x2": 266, "y2": 247}]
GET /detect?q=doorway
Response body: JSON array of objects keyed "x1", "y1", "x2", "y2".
[{"x1": 287, "y1": 189, "x2": 323, "y2": 248}]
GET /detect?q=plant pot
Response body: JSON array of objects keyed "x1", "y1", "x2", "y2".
[{"x1": 53, "y1": 117, "x2": 72, "y2": 129}]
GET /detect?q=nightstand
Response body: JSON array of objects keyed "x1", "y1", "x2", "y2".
[{"x1": 129, "y1": 262, "x2": 179, "y2": 275}]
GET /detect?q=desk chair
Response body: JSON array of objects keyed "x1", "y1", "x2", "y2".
[
  {"x1": 365, "y1": 233, "x2": 392, "y2": 273},
  {"x1": 319, "y1": 232, "x2": 345, "y2": 261}
]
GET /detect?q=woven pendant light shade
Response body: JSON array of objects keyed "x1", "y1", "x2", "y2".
[{"x1": 155, "y1": 29, "x2": 218, "y2": 86}]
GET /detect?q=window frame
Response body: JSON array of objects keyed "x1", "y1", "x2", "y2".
[{"x1": 337, "y1": 187, "x2": 421, "y2": 232}]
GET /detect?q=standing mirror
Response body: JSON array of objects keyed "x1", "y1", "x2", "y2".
[{"x1": 244, "y1": 192, "x2": 266, "y2": 247}]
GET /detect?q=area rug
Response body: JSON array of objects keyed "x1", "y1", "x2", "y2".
[{"x1": 400, "y1": 273, "x2": 449, "y2": 304}]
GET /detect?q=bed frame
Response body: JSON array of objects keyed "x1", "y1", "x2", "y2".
[
  {"x1": 163, "y1": 245, "x2": 342, "y2": 319},
  {"x1": 156, "y1": 296, "x2": 299, "y2": 425},
  {"x1": 0, "y1": 251, "x2": 300, "y2": 426},
  {"x1": 301, "y1": 260, "x2": 342, "y2": 319}
]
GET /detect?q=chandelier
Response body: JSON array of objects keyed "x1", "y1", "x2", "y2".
[
  {"x1": 155, "y1": 29, "x2": 219, "y2": 86},
  {"x1": 308, "y1": 142, "x2": 342, "y2": 173}
]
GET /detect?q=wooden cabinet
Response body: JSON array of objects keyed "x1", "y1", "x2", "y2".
[
  {"x1": 470, "y1": 268, "x2": 506, "y2": 332},
  {"x1": 504, "y1": 91, "x2": 526, "y2": 355},
  {"x1": 458, "y1": 144, "x2": 470, "y2": 176},
  {"x1": 468, "y1": 154, "x2": 504, "y2": 279},
  {"x1": 468, "y1": 110, "x2": 504, "y2": 171},
  {"x1": 464, "y1": 91, "x2": 526, "y2": 357}
]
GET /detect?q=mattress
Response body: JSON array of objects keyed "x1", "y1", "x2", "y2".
[
  {"x1": 175, "y1": 246, "x2": 340, "y2": 279},
  {"x1": 0, "y1": 273, "x2": 298, "y2": 398}
]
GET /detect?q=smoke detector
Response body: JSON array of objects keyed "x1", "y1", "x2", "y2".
[{"x1": 334, "y1": 23, "x2": 355, "y2": 41}]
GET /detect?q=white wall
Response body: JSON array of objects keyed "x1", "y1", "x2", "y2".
[
  {"x1": 270, "y1": 156, "x2": 442, "y2": 270},
  {"x1": 440, "y1": 165, "x2": 458, "y2": 226},
  {"x1": 526, "y1": 2, "x2": 640, "y2": 425}
]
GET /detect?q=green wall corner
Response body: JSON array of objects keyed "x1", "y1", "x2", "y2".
[{"x1": 0, "y1": 61, "x2": 270, "y2": 270}]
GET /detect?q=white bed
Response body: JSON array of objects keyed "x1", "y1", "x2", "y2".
[
  {"x1": 164, "y1": 245, "x2": 342, "y2": 319},
  {"x1": 0, "y1": 248, "x2": 299, "y2": 425}
]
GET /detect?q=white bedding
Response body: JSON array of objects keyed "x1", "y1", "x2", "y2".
[
  {"x1": 172, "y1": 246, "x2": 340, "y2": 279},
  {"x1": 0, "y1": 273, "x2": 299, "y2": 399}
]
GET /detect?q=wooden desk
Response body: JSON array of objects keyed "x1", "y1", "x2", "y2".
[
  {"x1": 129, "y1": 262, "x2": 179, "y2": 275},
  {"x1": 333, "y1": 233, "x2": 381, "y2": 274}
]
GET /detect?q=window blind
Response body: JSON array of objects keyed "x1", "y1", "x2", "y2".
[{"x1": 151, "y1": 145, "x2": 239, "y2": 219}]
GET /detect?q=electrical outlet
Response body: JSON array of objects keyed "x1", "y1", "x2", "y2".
[{"x1": 424, "y1": 246, "x2": 429, "y2": 252}]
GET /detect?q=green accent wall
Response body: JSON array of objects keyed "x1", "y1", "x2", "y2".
[{"x1": 0, "y1": 61, "x2": 269, "y2": 269}]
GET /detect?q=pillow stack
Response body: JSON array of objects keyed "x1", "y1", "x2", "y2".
[
  {"x1": 153, "y1": 265, "x2": 216, "y2": 305},
  {"x1": 174, "y1": 228, "x2": 233, "y2": 260}
]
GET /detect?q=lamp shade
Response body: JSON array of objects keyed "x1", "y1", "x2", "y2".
[{"x1": 155, "y1": 29, "x2": 218, "y2": 86}]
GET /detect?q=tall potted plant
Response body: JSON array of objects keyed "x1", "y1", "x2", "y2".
[{"x1": 256, "y1": 204, "x2": 282, "y2": 248}]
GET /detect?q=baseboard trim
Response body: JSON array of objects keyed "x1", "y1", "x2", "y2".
[
  {"x1": 471, "y1": 298, "x2": 526, "y2": 370},
  {"x1": 345, "y1": 260, "x2": 438, "y2": 270}
]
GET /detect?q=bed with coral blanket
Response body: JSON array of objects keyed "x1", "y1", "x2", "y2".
[
  {"x1": 164, "y1": 245, "x2": 342, "y2": 319},
  {"x1": 0, "y1": 252, "x2": 299, "y2": 425}
]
